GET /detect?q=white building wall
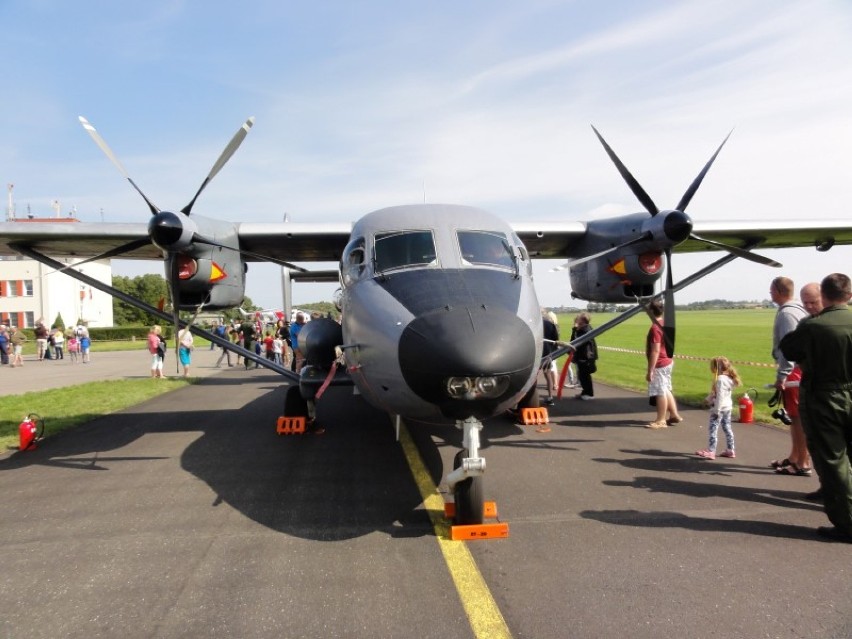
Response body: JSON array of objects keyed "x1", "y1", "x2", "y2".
[{"x1": 0, "y1": 256, "x2": 114, "y2": 328}]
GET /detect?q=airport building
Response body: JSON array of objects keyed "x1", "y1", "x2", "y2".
[{"x1": 0, "y1": 216, "x2": 114, "y2": 329}]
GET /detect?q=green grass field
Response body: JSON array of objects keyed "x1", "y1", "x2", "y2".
[{"x1": 555, "y1": 308, "x2": 783, "y2": 424}]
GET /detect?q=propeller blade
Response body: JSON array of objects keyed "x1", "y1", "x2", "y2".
[
  {"x1": 181, "y1": 117, "x2": 256, "y2": 216},
  {"x1": 689, "y1": 233, "x2": 782, "y2": 267},
  {"x1": 51, "y1": 238, "x2": 152, "y2": 274},
  {"x1": 591, "y1": 125, "x2": 659, "y2": 217},
  {"x1": 551, "y1": 232, "x2": 652, "y2": 271},
  {"x1": 675, "y1": 130, "x2": 733, "y2": 212},
  {"x1": 79, "y1": 116, "x2": 160, "y2": 216},
  {"x1": 663, "y1": 248, "x2": 676, "y2": 356},
  {"x1": 192, "y1": 234, "x2": 309, "y2": 272}
]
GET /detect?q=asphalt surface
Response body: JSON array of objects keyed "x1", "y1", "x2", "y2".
[{"x1": 1, "y1": 361, "x2": 851, "y2": 638}]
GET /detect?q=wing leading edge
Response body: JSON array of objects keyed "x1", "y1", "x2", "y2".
[{"x1": 0, "y1": 217, "x2": 850, "y2": 264}]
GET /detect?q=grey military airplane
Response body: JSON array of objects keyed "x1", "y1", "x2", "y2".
[{"x1": 1, "y1": 117, "x2": 850, "y2": 526}]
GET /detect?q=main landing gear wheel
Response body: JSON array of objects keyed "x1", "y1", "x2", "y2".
[
  {"x1": 284, "y1": 385, "x2": 308, "y2": 417},
  {"x1": 518, "y1": 381, "x2": 540, "y2": 409},
  {"x1": 453, "y1": 449, "x2": 484, "y2": 525}
]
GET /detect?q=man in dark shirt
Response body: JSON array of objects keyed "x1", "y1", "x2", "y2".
[
  {"x1": 240, "y1": 321, "x2": 257, "y2": 369},
  {"x1": 781, "y1": 273, "x2": 852, "y2": 543}
]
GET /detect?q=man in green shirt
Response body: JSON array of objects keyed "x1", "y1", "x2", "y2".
[{"x1": 781, "y1": 273, "x2": 852, "y2": 543}]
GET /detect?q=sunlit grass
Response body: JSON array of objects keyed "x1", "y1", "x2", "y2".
[
  {"x1": 1, "y1": 378, "x2": 194, "y2": 451},
  {"x1": 555, "y1": 308, "x2": 783, "y2": 425}
]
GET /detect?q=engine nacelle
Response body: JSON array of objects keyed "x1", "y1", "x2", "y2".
[
  {"x1": 569, "y1": 251, "x2": 664, "y2": 302},
  {"x1": 167, "y1": 249, "x2": 247, "y2": 310},
  {"x1": 161, "y1": 213, "x2": 248, "y2": 310}
]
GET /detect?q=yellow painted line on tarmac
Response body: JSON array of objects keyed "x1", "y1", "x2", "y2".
[{"x1": 398, "y1": 421, "x2": 513, "y2": 639}]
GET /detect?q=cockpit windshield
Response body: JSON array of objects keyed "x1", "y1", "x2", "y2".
[
  {"x1": 374, "y1": 230, "x2": 437, "y2": 273},
  {"x1": 457, "y1": 230, "x2": 515, "y2": 269}
]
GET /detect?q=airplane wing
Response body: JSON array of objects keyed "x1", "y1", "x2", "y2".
[
  {"x1": 0, "y1": 221, "x2": 353, "y2": 263},
  {"x1": 0, "y1": 217, "x2": 850, "y2": 263},
  {"x1": 0, "y1": 222, "x2": 160, "y2": 259},
  {"x1": 236, "y1": 222, "x2": 352, "y2": 262},
  {"x1": 681, "y1": 219, "x2": 852, "y2": 252},
  {"x1": 512, "y1": 219, "x2": 852, "y2": 258}
]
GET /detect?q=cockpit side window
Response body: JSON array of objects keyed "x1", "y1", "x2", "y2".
[
  {"x1": 341, "y1": 236, "x2": 366, "y2": 287},
  {"x1": 457, "y1": 230, "x2": 515, "y2": 270},
  {"x1": 373, "y1": 230, "x2": 436, "y2": 273},
  {"x1": 512, "y1": 232, "x2": 533, "y2": 277}
]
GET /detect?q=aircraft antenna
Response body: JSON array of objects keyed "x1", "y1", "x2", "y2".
[{"x1": 6, "y1": 183, "x2": 14, "y2": 221}]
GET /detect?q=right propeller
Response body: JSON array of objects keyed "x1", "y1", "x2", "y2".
[{"x1": 591, "y1": 126, "x2": 782, "y2": 355}]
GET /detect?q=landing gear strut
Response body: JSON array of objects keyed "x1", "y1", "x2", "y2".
[{"x1": 446, "y1": 417, "x2": 486, "y2": 525}]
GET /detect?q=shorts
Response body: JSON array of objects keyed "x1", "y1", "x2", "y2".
[
  {"x1": 648, "y1": 363, "x2": 673, "y2": 396},
  {"x1": 179, "y1": 347, "x2": 191, "y2": 366},
  {"x1": 783, "y1": 366, "x2": 802, "y2": 418}
]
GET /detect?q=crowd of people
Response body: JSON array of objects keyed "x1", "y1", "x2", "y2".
[
  {"x1": 0, "y1": 321, "x2": 91, "y2": 367},
  {"x1": 206, "y1": 310, "x2": 319, "y2": 374},
  {"x1": 643, "y1": 273, "x2": 851, "y2": 544},
  {"x1": 4, "y1": 275, "x2": 850, "y2": 542},
  {"x1": 536, "y1": 272, "x2": 852, "y2": 544},
  {"x1": 540, "y1": 309, "x2": 599, "y2": 406}
]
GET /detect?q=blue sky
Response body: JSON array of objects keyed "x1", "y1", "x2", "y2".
[{"x1": 3, "y1": 0, "x2": 851, "y2": 309}]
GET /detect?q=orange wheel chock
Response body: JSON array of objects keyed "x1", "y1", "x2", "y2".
[
  {"x1": 521, "y1": 407, "x2": 549, "y2": 426},
  {"x1": 276, "y1": 416, "x2": 306, "y2": 435},
  {"x1": 444, "y1": 501, "x2": 509, "y2": 540}
]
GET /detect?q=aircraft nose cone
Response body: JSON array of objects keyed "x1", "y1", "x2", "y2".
[
  {"x1": 148, "y1": 211, "x2": 184, "y2": 249},
  {"x1": 398, "y1": 305, "x2": 537, "y2": 418},
  {"x1": 663, "y1": 210, "x2": 693, "y2": 244}
]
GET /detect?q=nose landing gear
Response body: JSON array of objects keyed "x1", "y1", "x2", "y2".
[{"x1": 444, "y1": 417, "x2": 508, "y2": 539}]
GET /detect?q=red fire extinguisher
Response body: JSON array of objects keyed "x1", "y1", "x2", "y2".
[
  {"x1": 738, "y1": 389, "x2": 757, "y2": 424},
  {"x1": 18, "y1": 413, "x2": 44, "y2": 451}
]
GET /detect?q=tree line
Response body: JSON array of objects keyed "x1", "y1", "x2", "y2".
[
  {"x1": 111, "y1": 274, "x2": 337, "y2": 326},
  {"x1": 111, "y1": 274, "x2": 260, "y2": 326}
]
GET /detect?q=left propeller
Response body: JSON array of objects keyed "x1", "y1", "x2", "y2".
[{"x1": 76, "y1": 116, "x2": 305, "y2": 370}]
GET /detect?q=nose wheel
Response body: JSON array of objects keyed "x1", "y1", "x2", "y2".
[
  {"x1": 453, "y1": 449, "x2": 485, "y2": 525},
  {"x1": 446, "y1": 417, "x2": 487, "y2": 525}
]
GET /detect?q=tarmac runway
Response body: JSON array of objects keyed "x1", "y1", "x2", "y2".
[{"x1": 1, "y1": 360, "x2": 850, "y2": 638}]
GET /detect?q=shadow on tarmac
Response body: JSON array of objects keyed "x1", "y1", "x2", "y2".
[
  {"x1": 0, "y1": 379, "x2": 443, "y2": 542},
  {"x1": 579, "y1": 508, "x2": 826, "y2": 542}
]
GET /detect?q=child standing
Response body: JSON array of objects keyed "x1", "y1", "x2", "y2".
[
  {"x1": 67, "y1": 336, "x2": 79, "y2": 362},
  {"x1": 696, "y1": 356, "x2": 741, "y2": 460}
]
